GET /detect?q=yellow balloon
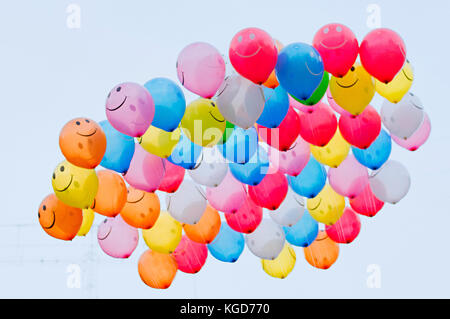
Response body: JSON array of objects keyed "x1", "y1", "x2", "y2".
[
  {"x1": 52, "y1": 160, "x2": 98, "y2": 209},
  {"x1": 375, "y1": 60, "x2": 414, "y2": 103},
  {"x1": 181, "y1": 98, "x2": 226, "y2": 147},
  {"x1": 307, "y1": 184, "x2": 345, "y2": 225},
  {"x1": 142, "y1": 212, "x2": 182, "y2": 254},
  {"x1": 329, "y1": 63, "x2": 375, "y2": 115},
  {"x1": 261, "y1": 243, "x2": 296, "y2": 279},
  {"x1": 77, "y1": 208, "x2": 95, "y2": 236},
  {"x1": 310, "y1": 128, "x2": 350, "y2": 168},
  {"x1": 138, "y1": 126, "x2": 181, "y2": 158}
]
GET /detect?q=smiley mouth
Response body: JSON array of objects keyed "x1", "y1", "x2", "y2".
[
  {"x1": 316, "y1": 233, "x2": 329, "y2": 241},
  {"x1": 127, "y1": 192, "x2": 145, "y2": 204},
  {"x1": 234, "y1": 46, "x2": 262, "y2": 58},
  {"x1": 181, "y1": 72, "x2": 185, "y2": 86},
  {"x1": 137, "y1": 137, "x2": 143, "y2": 144},
  {"x1": 43, "y1": 211, "x2": 56, "y2": 229},
  {"x1": 402, "y1": 69, "x2": 413, "y2": 82},
  {"x1": 97, "y1": 227, "x2": 112, "y2": 241},
  {"x1": 336, "y1": 79, "x2": 358, "y2": 89},
  {"x1": 190, "y1": 153, "x2": 204, "y2": 170},
  {"x1": 54, "y1": 175, "x2": 73, "y2": 192},
  {"x1": 287, "y1": 142, "x2": 297, "y2": 151},
  {"x1": 305, "y1": 62, "x2": 323, "y2": 76},
  {"x1": 106, "y1": 96, "x2": 127, "y2": 111},
  {"x1": 77, "y1": 129, "x2": 97, "y2": 137},
  {"x1": 308, "y1": 198, "x2": 322, "y2": 211},
  {"x1": 209, "y1": 112, "x2": 225, "y2": 123},
  {"x1": 320, "y1": 40, "x2": 347, "y2": 50}
]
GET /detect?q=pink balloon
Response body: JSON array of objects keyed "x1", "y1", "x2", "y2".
[
  {"x1": 248, "y1": 170, "x2": 288, "y2": 210},
  {"x1": 97, "y1": 215, "x2": 139, "y2": 258},
  {"x1": 360, "y1": 28, "x2": 406, "y2": 83},
  {"x1": 225, "y1": 195, "x2": 262, "y2": 234},
  {"x1": 298, "y1": 102, "x2": 337, "y2": 147},
  {"x1": 268, "y1": 136, "x2": 310, "y2": 176},
  {"x1": 176, "y1": 42, "x2": 225, "y2": 98},
  {"x1": 349, "y1": 184, "x2": 384, "y2": 217},
  {"x1": 325, "y1": 207, "x2": 361, "y2": 244},
  {"x1": 313, "y1": 23, "x2": 359, "y2": 78},
  {"x1": 105, "y1": 82, "x2": 155, "y2": 137},
  {"x1": 326, "y1": 88, "x2": 352, "y2": 117},
  {"x1": 173, "y1": 235, "x2": 208, "y2": 274},
  {"x1": 328, "y1": 153, "x2": 369, "y2": 199},
  {"x1": 391, "y1": 113, "x2": 431, "y2": 151},
  {"x1": 158, "y1": 160, "x2": 185, "y2": 193},
  {"x1": 289, "y1": 94, "x2": 315, "y2": 113},
  {"x1": 206, "y1": 170, "x2": 247, "y2": 213},
  {"x1": 339, "y1": 105, "x2": 381, "y2": 149},
  {"x1": 123, "y1": 144, "x2": 165, "y2": 193}
]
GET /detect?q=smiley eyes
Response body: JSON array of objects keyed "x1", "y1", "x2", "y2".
[
  {"x1": 211, "y1": 102, "x2": 216, "y2": 107},
  {"x1": 238, "y1": 36, "x2": 243, "y2": 42},
  {"x1": 336, "y1": 26, "x2": 342, "y2": 32},
  {"x1": 351, "y1": 66, "x2": 355, "y2": 72},
  {"x1": 52, "y1": 173, "x2": 56, "y2": 179},
  {"x1": 116, "y1": 86, "x2": 121, "y2": 92},
  {"x1": 76, "y1": 121, "x2": 80, "y2": 125},
  {"x1": 76, "y1": 119, "x2": 90, "y2": 125},
  {"x1": 249, "y1": 33, "x2": 255, "y2": 40},
  {"x1": 323, "y1": 26, "x2": 342, "y2": 33},
  {"x1": 85, "y1": 119, "x2": 90, "y2": 123},
  {"x1": 60, "y1": 166, "x2": 65, "y2": 172},
  {"x1": 323, "y1": 27, "x2": 329, "y2": 34},
  {"x1": 103, "y1": 219, "x2": 108, "y2": 223},
  {"x1": 43, "y1": 205, "x2": 46, "y2": 211},
  {"x1": 237, "y1": 33, "x2": 255, "y2": 42}
]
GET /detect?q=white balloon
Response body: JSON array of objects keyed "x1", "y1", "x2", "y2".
[
  {"x1": 270, "y1": 189, "x2": 305, "y2": 227},
  {"x1": 246, "y1": 219, "x2": 285, "y2": 260},
  {"x1": 167, "y1": 179, "x2": 207, "y2": 224},
  {"x1": 369, "y1": 160, "x2": 411, "y2": 204},
  {"x1": 188, "y1": 147, "x2": 228, "y2": 187}
]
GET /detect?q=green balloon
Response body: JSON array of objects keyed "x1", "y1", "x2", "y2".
[
  {"x1": 294, "y1": 71, "x2": 329, "y2": 106},
  {"x1": 218, "y1": 121, "x2": 235, "y2": 145}
]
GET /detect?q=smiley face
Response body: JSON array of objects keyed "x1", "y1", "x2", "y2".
[
  {"x1": 120, "y1": 186, "x2": 160, "y2": 229},
  {"x1": 306, "y1": 185, "x2": 345, "y2": 225},
  {"x1": 375, "y1": 60, "x2": 414, "y2": 103},
  {"x1": 97, "y1": 215, "x2": 139, "y2": 259}
]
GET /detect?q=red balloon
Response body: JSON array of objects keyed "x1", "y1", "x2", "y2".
[
  {"x1": 225, "y1": 196, "x2": 262, "y2": 234},
  {"x1": 325, "y1": 207, "x2": 361, "y2": 244},
  {"x1": 172, "y1": 235, "x2": 208, "y2": 274},
  {"x1": 338, "y1": 105, "x2": 381, "y2": 149},
  {"x1": 298, "y1": 102, "x2": 337, "y2": 146},
  {"x1": 349, "y1": 184, "x2": 384, "y2": 217},
  {"x1": 158, "y1": 160, "x2": 185, "y2": 193},
  {"x1": 257, "y1": 106, "x2": 300, "y2": 151},
  {"x1": 248, "y1": 170, "x2": 288, "y2": 210},
  {"x1": 360, "y1": 28, "x2": 406, "y2": 83},
  {"x1": 229, "y1": 27, "x2": 278, "y2": 84}
]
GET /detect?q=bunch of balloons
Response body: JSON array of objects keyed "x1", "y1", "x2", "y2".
[{"x1": 38, "y1": 24, "x2": 430, "y2": 289}]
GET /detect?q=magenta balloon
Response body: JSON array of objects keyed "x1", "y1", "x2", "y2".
[
  {"x1": 268, "y1": 136, "x2": 310, "y2": 176},
  {"x1": 391, "y1": 113, "x2": 431, "y2": 151},
  {"x1": 328, "y1": 153, "x2": 369, "y2": 199},
  {"x1": 176, "y1": 42, "x2": 226, "y2": 98},
  {"x1": 225, "y1": 195, "x2": 262, "y2": 234},
  {"x1": 349, "y1": 184, "x2": 384, "y2": 217},
  {"x1": 173, "y1": 235, "x2": 208, "y2": 274},
  {"x1": 325, "y1": 207, "x2": 361, "y2": 244},
  {"x1": 326, "y1": 88, "x2": 352, "y2": 117},
  {"x1": 248, "y1": 170, "x2": 288, "y2": 210},
  {"x1": 158, "y1": 160, "x2": 185, "y2": 193},
  {"x1": 206, "y1": 170, "x2": 247, "y2": 213},
  {"x1": 97, "y1": 215, "x2": 139, "y2": 258}
]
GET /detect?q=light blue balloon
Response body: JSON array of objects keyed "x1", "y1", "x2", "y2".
[
  {"x1": 352, "y1": 129, "x2": 392, "y2": 170},
  {"x1": 99, "y1": 120, "x2": 135, "y2": 174},
  {"x1": 288, "y1": 156, "x2": 326, "y2": 198},
  {"x1": 144, "y1": 77, "x2": 186, "y2": 132},
  {"x1": 256, "y1": 86, "x2": 289, "y2": 128},
  {"x1": 283, "y1": 210, "x2": 318, "y2": 247},
  {"x1": 276, "y1": 43, "x2": 324, "y2": 101},
  {"x1": 229, "y1": 146, "x2": 269, "y2": 186},
  {"x1": 207, "y1": 224, "x2": 245, "y2": 263},
  {"x1": 167, "y1": 132, "x2": 202, "y2": 170},
  {"x1": 217, "y1": 127, "x2": 258, "y2": 164}
]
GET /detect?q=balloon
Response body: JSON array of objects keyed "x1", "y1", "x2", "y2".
[
  {"x1": 313, "y1": 23, "x2": 359, "y2": 77},
  {"x1": 261, "y1": 243, "x2": 296, "y2": 279},
  {"x1": 229, "y1": 27, "x2": 278, "y2": 84},
  {"x1": 120, "y1": 186, "x2": 160, "y2": 229},
  {"x1": 225, "y1": 195, "x2": 263, "y2": 234},
  {"x1": 375, "y1": 60, "x2": 414, "y2": 103},
  {"x1": 142, "y1": 212, "x2": 182, "y2": 254},
  {"x1": 168, "y1": 132, "x2": 202, "y2": 169},
  {"x1": 353, "y1": 129, "x2": 392, "y2": 170},
  {"x1": 92, "y1": 170, "x2": 127, "y2": 217},
  {"x1": 167, "y1": 179, "x2": 207, "y2": 224},
  {"x1": 207, "y1": 170, "x2": 247, "y2": 213},
  {"x1": 328, "y1": 154, "x2": 369, "y2": 199},
  {"x1": 218, "y1": 126, "x2": 258, "y2": 164},
  {"x1": 97, "y1": 215, "x2": 139, "y2": 259},
  {"x1": 339, "y1": 105, "x2": 381, "y2": 149},
  {"x1": 59, "y1": 117, "x2": 106, "y2": 169},
  {"x1": 181, "y1": 98, "x2": 226, "y2": 147},
  {"x1": 307, "y1": 184, "x2": 345, "y2": 225},
  {"x1": 288, "y1": 156, "x2": 327, "y2": 198},
  {"x1": 246, "y1": 219, "x2": 285, "y2": 260},
  {"x1": 262, "y1": 39, "x2": 283, "y2": 88},
  {"x1": 381, "y1": 92, "x2": 424, "y2": 139},
  {"x1": 326, "y1": 88, "x2": 351, "y2": 117},
  {"x1": 51, "y1": 160, "x2": 98, "y2": 209},
  {"x1": 105, "y1": 82, "x2": 154, "y2": 137},
  {"x1": 137, "y1": 126, "x2": 181, "y2": 158},
  {"x1": 157, "y1": 159, "x2": 185, "y2": 193},
  {"x1": 349, "y1": 184, "x2": 384, "y2": 217},
  {"x1": 38, "y1": 194, "x2": 82, "y2": 241},
  {"x1": 123, "y1": 144, "x2": 165, "y2": 193},
  {"x1": 208, "y1": 223, "x2": 245, "y2": 263},
  {"x1": 325, "y1": 207, "x2": 361, "y2": 244},
  {"x1": 188, "y1": 147, "x2": 228, "y2": 187},
  {"x1": 298, "y1": 102, "x2": 337, "y2": 147},
  {"x1": 329, "y1": 63, "x2": 375, "y2": 115},
  {"x1": 391, "y1": 113, "x2": 431, "y2": 151},
  {"x1": 360, "y1": 28, "x2": 406, "y2": 83},
  {"x1": 275, "y1": 42, "x2": 324, "y2": 100},
  {"x1": 183, "y1": 205, "x2": 221, "y2": 244},
  {"x1": 173, "y1": 235, "x2": 208, "y2": 274},
  {"x1": 293, "y1": 71, "x2": 329, "y2": 106},
  {"x1": 257, "y1": 106, "x2": 300, "y2": 151},
  {"x1": 77, "y1": 208, "x2": 95, "y2": 236},
  {"x1": 144, "y1": 77, "x2": 186, "y2": 132},
  {"x1": 303, "y1": 231, "x2": 339, "y2": 269},
  {"x1": 138, "y1": 250, "x2": 178, "y2": 289},
  {"x1": 176, "y1": 42, "x2": 225, "y2": 98},
  {"x1": 229, "y1": 146, "x2": 269, "y2": 186},
  {"x1": 268, "y1": 136, "x2": 310, "y2": 176},
  {"x1": 256, "y1": 86, "x2": 289, "y2": 128},
  {"x1": 369, "y1": 160, "x2": 411, "y2": 204},
  {"x1": 270, "y1": 189, "x2": 305, "y2": 227},
  {"x1": 215, "y1": 75, "x2": 265, "y2": 129},
  {"x1": 310, "y1": 128, "x2": 350, "y2": 168},
  {"x1": 99, "y1": 120, "x2": 135, "y2": 174},
  {"x1": 248, "y1": 170, "x2": 288, "y2": 210},
  {"x1": 283, "y1": 211, "x2": 319, "y2": 247}
]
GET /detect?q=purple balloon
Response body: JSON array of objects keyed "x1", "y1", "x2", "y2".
[
  {"x1": 207, "y1": 170, "x2": 247, "y2": 214},
  {"x1": 97, "y1": 215, "x2": 139, "y2": 258},
  {"x1": 268, "y1": 136, "x2": 310, "y2": 176}
]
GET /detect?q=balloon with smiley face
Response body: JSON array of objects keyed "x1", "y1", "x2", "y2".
[
  {"x1": 120, "y1": 186, "x2": 160, "y2": 229},
  {"x1": 97, "y1": 215, "x2": 139, "y2": 259},
  {"x1": 307, "y1": 184, "x2": 345, "y2": 226},
  {"x1": 137, "y1": 125, "x2": 181, "y2": 158},
  {"x1": 225, "y1": 195, "x2": 262, "y2": 234},
  {"x1": 92, "y1": 170, "x2": 127, "y2": 217},
  {"x1": 303, "y1": 231, "x2": 339, "y2": 269},
  {"x1": 105, "y1": 82, "x2": 155, "y2": 137},
  {"x1": 142, "y1": 212, "x2": 182, "y2": 254},
  {"x1": 375, "y1": 60, "x2": 414, "y2": 103},
  {"x1": 138, "y1": 249, "x2": 178, "y2": 289},
  {"x1": 261, "y1": 243, "x2": 296, "y2": 279}
]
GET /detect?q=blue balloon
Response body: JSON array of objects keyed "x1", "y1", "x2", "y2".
[
  {"x1": 352, "y1": 129, "x2": 392, "y2": 170},
  {"x1": 167, "y1": 132, "x2": 202, "y2": 169},
  {"x1": 275, "y1": 43, "x2": 324, "y2": 101},
  {"x1": 144, "y1": 77, "x2": 186, "y2": 132},
  {"x1": 208, "y1": 224, "x2": 245, "y2": 263},
  {"x1": 288, "y1": 156, "x2": 326, "y2": 198},
  {"x1": 217, "y1": 127, "x2": 258, "y2": 164},
  {"x1": 229, "y1": 146, "x2": 269, "y2": 185},
  {"x1": 283, "y1": 211, "x2": 318, "y2": 247},
  {"x1": 256, "y1": 86, "x2": 289, "y2": 128},
  {"x1": 99, "y1": 120, "x2": 135, "y2": 174}
]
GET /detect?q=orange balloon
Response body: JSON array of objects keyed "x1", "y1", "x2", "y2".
[
  {"x1": 120, "y1": 186, "x2": 160, "y2": 229},
  {"x1": 59, "y1": 117, "x2": 107, "y2": 169},
  {"x1": 38, "y1": 194, "x2": 83, "y2": 241},
  {"x1": 183, "y1": 205, "x2": 221, "y2": 244},
  {"x1": 303, "y1": 231, "x2": 339, "y2": 270},
  {"x1": 138, "y1": 249, "x2": 178, "y2": 289},
  {"x1": 92, "y1": 170, "x2": 127, "y2": 217},
  {"x1": 262, "y1": 40, "x2": 284, "y2": 89}
]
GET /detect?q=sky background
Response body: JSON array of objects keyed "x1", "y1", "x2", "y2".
[{"x1": 0, "y1": 0, "x2": 448, "y2": 298}]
